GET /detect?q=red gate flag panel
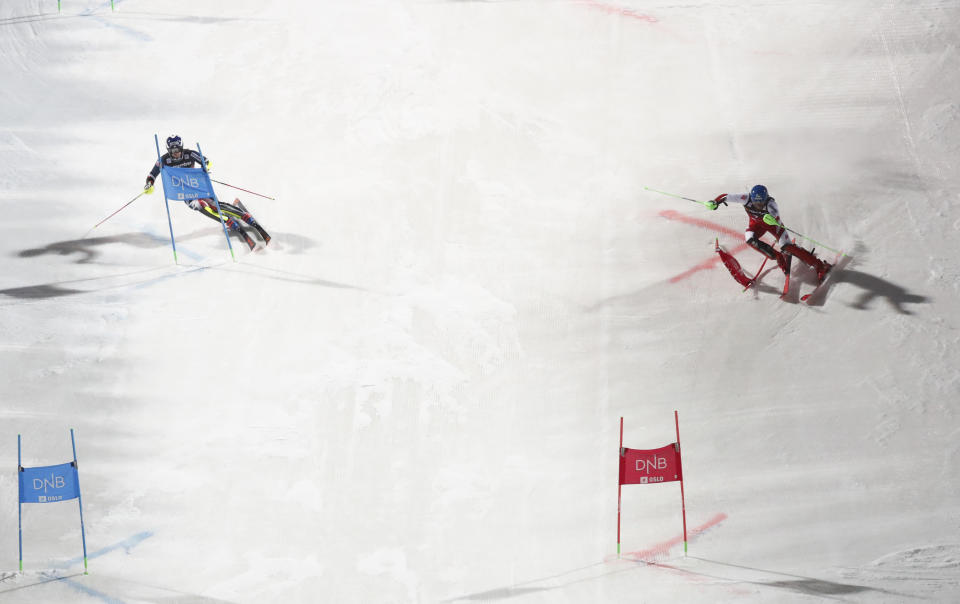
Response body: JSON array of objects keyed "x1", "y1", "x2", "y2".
[{"x1": 619, "y1": 443, "x2": 682, "y2": 485}]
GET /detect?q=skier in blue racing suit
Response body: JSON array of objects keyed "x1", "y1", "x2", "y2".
[{"x1": 144, "y1": 135, "x2": 270, "y2": 249}]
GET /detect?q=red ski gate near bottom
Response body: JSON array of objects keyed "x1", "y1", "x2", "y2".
[{"x1": 617, "y1": 412, "x2": 688, "y2": 557}]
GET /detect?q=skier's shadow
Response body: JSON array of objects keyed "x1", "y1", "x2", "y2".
[
  {"x1": 15, "y1": 230, "x2": 319, "y2": 265},
  {"x1": 829, "y1": 269, "x2": 929, "y2": 315},
  {"x1": 4, "y1": 232, "x2": 184, "y2": 298},
  {"x1": 676, "y1": 557, "x2": 907, "y2": 599},
  {"x1": 6, "y1": 231, "x2": 349, "y2": 301},
  {"x1": 759, "y1": 268, "x2": 929, "y2": 314},
  {"x1": 16, "y1": 232, "x2": 175, "y2": 265},
  {"x1": 760, "y1": 242, "x2": 929, "y2": 314}
]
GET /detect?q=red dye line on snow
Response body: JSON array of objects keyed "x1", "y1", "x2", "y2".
[
  {"x1": 621, "y1": 512, "x2": 728, "y2": 562},
  {"x1": 658, "y1": 210, "x2": 751, "y2": 283},
  {"x1": 579, "y1": 0, "x2": 658, "y2": 23},
  {"x1": 577, "y1": 0, "x2": 787, "y2": 57},
  {"x1": 669, "y1": 257, "x2": 722, "y2": 284},
  {"x1": 658, "y1": 209, "x2": 742, "y2": 239}
]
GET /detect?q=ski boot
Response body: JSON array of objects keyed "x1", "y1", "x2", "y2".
[
  {"x1": 775, "y1": 250, "x2": 790, "y2": 273},
  {"x1": 816, "y1": 261, "x2": 833, "y2": 284},
  {"x1": 235, "y1": 199, "x2": 271, "y2": 245},
  {"x1": 240, "y1": 212, "x2": 271, "y2": 245},
  {"x1": 226, "y1": 218, "x2": 256, "y2": 250}
]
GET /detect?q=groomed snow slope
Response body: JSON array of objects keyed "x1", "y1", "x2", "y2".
[{"x1": 1, "y1": 0, "x2": 959, "y2": 602}]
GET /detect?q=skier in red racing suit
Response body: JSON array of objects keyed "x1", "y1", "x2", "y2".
[{"x1": 707, "y1": 184, "x2": 831, "y2": 282}]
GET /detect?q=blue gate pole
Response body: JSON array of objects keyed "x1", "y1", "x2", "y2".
[
  {"x1": 18, "y1": 434, "x2": 23, "y2": 573},
  {"x1": 196, "y1": 142, "x2": 236, "y2": 262},
  {"x1": 70, "y1": 429, "x2": 89, "y2": 575},
  {"x1": 155, "y1": 134, "x2": 179, "y2": 264}
]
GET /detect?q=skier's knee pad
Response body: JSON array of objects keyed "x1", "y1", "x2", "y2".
[{"x1": 747, "y1": 237, "x2": 777, "y2": 260}]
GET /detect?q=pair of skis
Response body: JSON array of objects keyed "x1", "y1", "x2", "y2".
[
  {"x1": 799, "y1": 252, "x2": 850, "y2": 304},
  {"x1": 232, "y1": 198, "x2": 271, "y2": 251},
  {"x1": 714, "y1": 239, "x2": 844, "y2": 304}
]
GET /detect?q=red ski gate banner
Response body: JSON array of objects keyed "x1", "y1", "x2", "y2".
[{"x1": 619, "y1": 443, "x2": 682, "y2": 485}]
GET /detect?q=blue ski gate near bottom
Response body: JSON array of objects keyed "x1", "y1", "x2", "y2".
[{"x1": 18, "y1": 429, "x2": 89, "y2": 574}]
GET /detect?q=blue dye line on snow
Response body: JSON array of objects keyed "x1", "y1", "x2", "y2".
[
  {"x1": 31, "y1": 531, "x2": 153, "y2": 604},
  {"x1": 141, "y1": 225, "x2": 216, "y2": 264},
  {"x1": 130, "y1": 264, "x2": 210, "y2": 291},
  {"x1": 53, "y1": 530, "x2": 154, "y2": 570},
  {"x1": 78, "y1": 1, "x2": 152, "y2": 42},
  {"x1": 52, "y1": 574, "x2": 126, "y2": 604}
]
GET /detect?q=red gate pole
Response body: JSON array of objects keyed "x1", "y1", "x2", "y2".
[
  {"x1": 617, "y1": 416, "x2": 624, "y2": 558},
  {"x1": 675, "y1": 410, "x2": 688, "y2": 556}
]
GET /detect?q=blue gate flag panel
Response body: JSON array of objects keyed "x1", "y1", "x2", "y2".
[
  {"x1": 161, "y1": 166, "x2": 215, "y2": 201},
  {"x1": 19, "y1": 462, "x2": 80, "y2": 504}
]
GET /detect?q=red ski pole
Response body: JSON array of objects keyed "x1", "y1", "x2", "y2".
[
  {"x1": 617, "y1": 417, "x2": 624, "y2": 558},
  {"x1": 743, "y1": 256, "x2": 768, "y2": 292},
  {"x1": 82, "y1": 191, "x2": 144, "y2": 238},
  {"x1": 675, "y1": 410, "x2": 688, "y2": 556},
  {"x1": 210, "y1": 179, "x2": 276, "y2": 201}
]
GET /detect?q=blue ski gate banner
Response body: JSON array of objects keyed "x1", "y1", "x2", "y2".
[
  {"x1": 160, "y1": 166, "x2": 215, "y2": 201},
  {"x1": 19, "y1": 462, "x2": 80, "y2": 504}
]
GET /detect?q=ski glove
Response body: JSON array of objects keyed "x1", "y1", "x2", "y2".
[
  {"x1": 189, "y1": 199, "x2": 207, "y2": 211},
  {"x1": 710, "y1": 194, "x2": 728, "y2": 209},
  {"x1": 204, "y1": 159, "x2": 212, "y2": 173}
]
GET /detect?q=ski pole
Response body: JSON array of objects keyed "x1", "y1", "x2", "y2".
[
  {"x1": 644, "y1": 186, "x2": 714, "y2": 209},
  {"x1": 82, "y1": 191, "x2": 145, "y2": 238},
  {"x1": 743, "y1": 256, "x2": 768, "y2": 292},
  {"x1": 210, "y1": 179, "x2": 276, "y2": 201},
  {"x1": 762, "y1": 214, "x2": 847, "y2": 257}
]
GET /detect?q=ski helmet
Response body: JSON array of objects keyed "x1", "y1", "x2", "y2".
[
  {"x1": 166, "y1": 135, "x2": 183, "y2": 153},
  {"x1": 749, "y1": 184, "x2": 769, "y2": 204}
]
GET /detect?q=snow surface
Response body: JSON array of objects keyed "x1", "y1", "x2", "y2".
[{"x1": 1, "y1": 0, "x2": 959, "y2": 602}]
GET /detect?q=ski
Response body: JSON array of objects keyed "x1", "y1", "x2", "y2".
[
  {"x1": 234, "y1": 198, "x2": 250, "y2": 215},
  {"x1": 715, "y1": 238, "x2": 799, "y2": 302},
  {"x1": 780, "y1": 254, "x2": 792, "y2": 300},
  {"x1": 801, "y1": 252, "x2": 850, "y2": 305},
  {"x1": 234, "y1": 198, "x2": 271, "y2": 245},
  {"x1": 715, "y1": 238, "x2": 753, "y2": 288},
  {"x1": 253, "y1": 224, "x2": 271, "y2": 245},
  {"x1": 233, "y1": 228, "x2": 256, "y2": 251}
]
